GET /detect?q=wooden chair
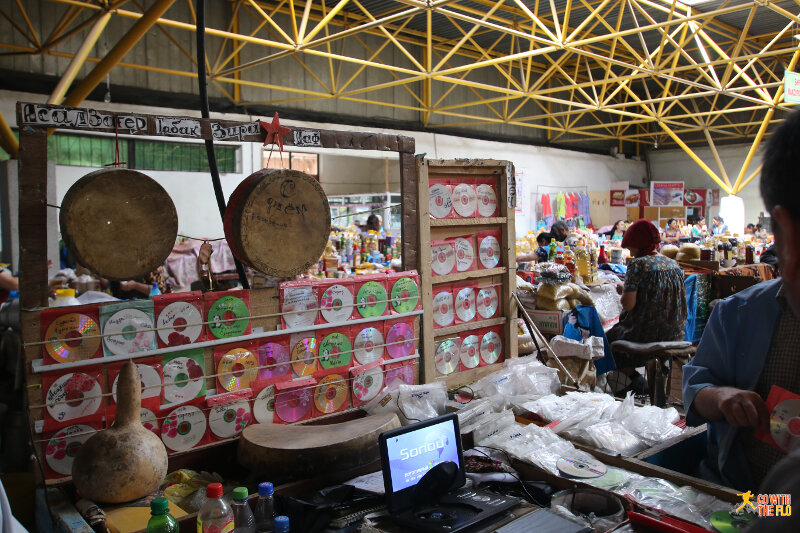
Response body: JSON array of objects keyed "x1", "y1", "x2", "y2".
[{"x1": 610, "y1": 341, "x2": 697, "y2": 407}]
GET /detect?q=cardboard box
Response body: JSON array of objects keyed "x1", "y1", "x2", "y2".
[{"x1": 526, "y1": 309, "x2": 570, "y2": 336}]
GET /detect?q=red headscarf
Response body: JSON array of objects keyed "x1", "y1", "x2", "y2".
[{"x1": 621, "y1": 219, "x2": 661, "y2": 255}]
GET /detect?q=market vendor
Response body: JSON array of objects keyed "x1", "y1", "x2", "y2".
[
  {"x1": 690, "y1": 216, "x2": 709, "y2": 239},
  {"x1": 682, "y1": 109, "x2": 800, "y2": 492},
  {"x1": 603, "y1": 220, "x2": 626, "y2": 243},
  {"x1": 550, "y1": 220, "x2": 578, "y2": 246},
  {"x1": 662, "y1": 218, "x2": 681, "y2": 245},
  {"x1": 711, "y1": 215, "x2": 728, "y2": 235},
  {"x1": 607, "y1": 219, "x2": 687, "y2": 393}
]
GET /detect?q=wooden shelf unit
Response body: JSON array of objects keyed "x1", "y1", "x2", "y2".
[
  {"x1": 15, "y1": 102, "x2": 420, "y2": 484},
  {"x1": 416, "y1": 158, "x2": 518, "y2": 387}
]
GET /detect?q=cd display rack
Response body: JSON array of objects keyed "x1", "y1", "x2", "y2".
[
  {"x1": 15, "y1": 102, "x2": 420, "y2": 484},
  {"x1": 416, "y1": 158, "x2": 518, "y2": 387}
]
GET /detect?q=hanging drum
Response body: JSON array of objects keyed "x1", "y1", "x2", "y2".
[
  {"x1": 224, "y1": 168, "x2": 330, "y2": 277},
  {"x1": 60, "y1": 168, "x2": 178, "y2": 281}
]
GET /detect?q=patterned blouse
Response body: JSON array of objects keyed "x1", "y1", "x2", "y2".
[{"x1": 608, "y1": 254, "x2": 687, "y2": 343}]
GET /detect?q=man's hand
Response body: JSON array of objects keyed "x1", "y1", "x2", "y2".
[
  {"x1": 198, "y1": 242, "x2": 214, "y2": 266},
  {"x1": 694, "y1": 386, "x2": 770, "y2": 432}
]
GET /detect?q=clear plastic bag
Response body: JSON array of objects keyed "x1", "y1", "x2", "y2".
[
  {"x1": 472, "y1": 410, "x2": 516, "y2": 445},
  {"x1": 396, "y1": 382, "x2": 447, "y2": 424},
  {"x1": 585, "y1": 421, "x2": 647, "y2": 456},
  {"x1": 456, "y1": 396, "x2": 505, "y2": 430}
]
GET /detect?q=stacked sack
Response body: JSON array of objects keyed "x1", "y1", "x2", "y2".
[{"x1": 536, "y1": 282, "x2": 594, "y2": 311}]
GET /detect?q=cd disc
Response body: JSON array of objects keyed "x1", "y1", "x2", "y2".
[
  {"x1": 291, "y1": 337, "x2": 318, "y2": 378},
  {"x1": 431, "y1": 243, "x2": 456, "y2": 276},
  {"x1": 319, "y1": 332, "x2": 352, "y2": 369},
  {"x1": 391, "y1": 277, "x2": 420, "y2": 314},
  {"x1": 386, "y1": 323, "x2": 415, "y2": 359},
  {"x1": 320, "y1": 284, "x2": 354, "y2": 323},
  {"x1": 103, "y1": 308, "x2": 156, "y2": 355},
  {"x1": 162, "y1": 356, "x2": 205, "y2": 404},
  {"x1": 217, "y1": 347, "x2": 259, "y2": 392},
  {"x1": 157, "y1": 301, "x2": 203, "y2": 346},
  {"x1": 432, "y1": 291, "x2": 455, "y2": 328},
  {"x1": 352, "y1": 366, "x2": 383, "y2": 403},
  {"x1": 275, "y1": 387, "x2": 313, "y2": 423},
  {"x1": 477, "y1": 287, "x2": 499, "y2": 319},
  {"x1": 455, "y1": 287, "x2": 476, "y2": 323},
  {"x1": 209, "y1": 400, "x2": 251, "y2": 438},
  {"x1": 160, "y1": 404, "x2": 206, "y2": 452},
  {"x1": 257, "y1": 342, "x2": 291, "y2": 380},
  {"x1": 207, "y1": 296, "x2": 249, "y2": 339},
  {"x1": 112, "y1": 363, "x2": 161, "y2": 402},
  {"x1": 353, "y1": 327, "x2": 384, "y2": 365},
  {"x1": 44, "y1": 313, "x2": 101, "y2": 363},
  {"x1": 356, "y1": 281, "x2": 388, "y2": 318},
  {"x1": 253, "y1": 385, "x2": 276, "y2": 424},
  {"x1": 709, "y1": 510, "x2": 755, "y2": 533},
  {"x1": 476, "y1": 184, "x2": 498, "y2": 217},
  {"x1": 478, "y1": 236, "x2": 501, "y2": 269},
  {"x1": 313, "y1": 374, "x2": 348, "y2": 414},
  {"x1": 455, "y1": 237, "x2": 475, "y2": 272},
  {"x1": 429, "y1": 183, "x2": 453, "y2": 219},
  {"x1": 459, "y1": 335, "x2": 480, "y2": 369},
  {"x1": 46, "y1": 372, "x2": 102, "y2": 423},
  {"x1": 435, "y1": 339, "x2": 460, "y2": 375},
  {"x1": 45, "y1": 424, "x2": 94, "y2": 476},
  {"x1": 141, "y1": 408, "x2": 158, "y2": 435},
  {"x1": 452, "y1": 184, "x2": 477, "y2": 217},
  {"x1": 385, "y1": 365, "x2": 415, "y2": 387},
  {"x1": 556, "y1": 456, "x2": 607, "y2": 479},
  {"x1": 480, "y1": 331, "x2": 502, "y2": 364},
  {"x1": 282, "y1": 287, "x2": 317, "y2": 328},
  {"x1": 770, "y1": 398, "x2": 800, "y2": 452}
]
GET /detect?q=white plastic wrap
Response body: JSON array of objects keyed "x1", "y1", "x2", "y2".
[
  {"x1": 589, "y1": 282, "x2": 623, "y2": 330},
  {"x1": 585, "y1": 422, "x2": 647, "y2": 456},
  {"x1": 621, "y1": 405, "x2": 683, "y2": 446}
]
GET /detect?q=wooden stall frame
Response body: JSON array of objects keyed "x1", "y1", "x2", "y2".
[
  {"x1": 15, "y1": 101, "x2": 417, "y2": 484},
  {"x1": 416, "y1": 157, "x2": 518, "y2": 386}
]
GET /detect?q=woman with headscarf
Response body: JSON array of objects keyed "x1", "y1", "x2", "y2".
[{"x1": 606, "y1": 219, "x2": 688, "y2": 392}]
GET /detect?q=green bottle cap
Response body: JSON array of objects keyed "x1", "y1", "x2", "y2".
[
  {"x1": 232, "y1": 487, "x2": 249, "y2": 501},
  {"x1": 150, "y1": 497, "x2": 169, "y2": 515}
]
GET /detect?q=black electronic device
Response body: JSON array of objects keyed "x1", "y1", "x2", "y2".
[{"x1": 378, "y1": 413, "x2": 520, "y2": 533}]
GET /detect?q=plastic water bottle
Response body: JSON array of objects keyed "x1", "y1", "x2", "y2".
[
  {"x1": 273, "y1": 516, "x2": 290, "y2": 533},
  {"x1": 232, "y1": 487, "x2": 255, "y2": 533},
  {"x1": 149, "y1": 282, "x2": 161, "y2": 297},
  {"x1": 146, "y1": 497, "x2": 179, "y2": 533},
  {"x1": 254, "y1": 482, "x2": 275, "y2": 533},
  {"x1": 198, "y1": 483, "x2": 233, "y2": 533}
]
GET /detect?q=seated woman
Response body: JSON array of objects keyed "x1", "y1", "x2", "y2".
[
  {"x1": 603, "y1": 220, "x2": 626, "y2": 243},
  {"x1": 691, "y1": 216, "x2": 709, "y2": 240},
  {"x1": 662, "y1": 218, "x2": 681, "y2": 245},
  {"x1": 606, "y1": 219, "x2": 687, "y2": 394}
]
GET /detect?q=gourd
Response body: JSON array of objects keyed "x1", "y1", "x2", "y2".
[{"x1": 72, "y1": 360, "x2": 168, "y2": 503}]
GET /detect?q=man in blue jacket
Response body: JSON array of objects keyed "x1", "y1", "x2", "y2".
[{"x1": 683, "y1": 109, "x2": 800, "y2": 492}]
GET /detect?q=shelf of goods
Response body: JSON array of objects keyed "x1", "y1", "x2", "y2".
[
  {"x1": 15, "y1": 102, "x2": 421, "y2": 485},
  {"x1": 416, "y1": 157, "x2": 518, "y2": 386}
]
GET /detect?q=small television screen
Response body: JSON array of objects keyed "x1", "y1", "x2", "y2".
[{"x1": 379, "y1": 413, "x2": 465, "y2": 510}]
